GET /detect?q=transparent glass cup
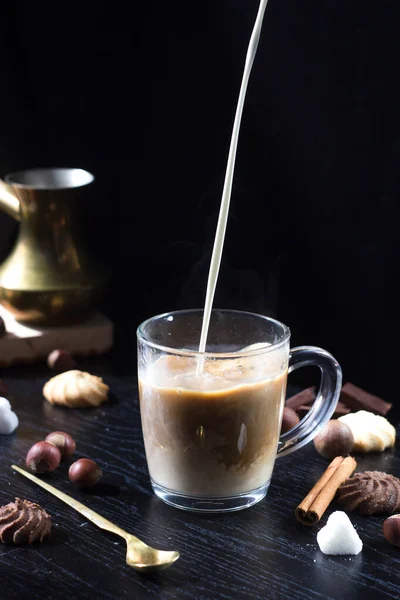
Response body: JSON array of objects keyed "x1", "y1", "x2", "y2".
[{"x1": 137, "y1": 309, "x2": 342, "y2": 512}]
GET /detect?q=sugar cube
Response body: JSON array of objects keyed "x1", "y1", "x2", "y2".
[{"x1": 317, "y1": 511, "x2": 362, "y2": 555}]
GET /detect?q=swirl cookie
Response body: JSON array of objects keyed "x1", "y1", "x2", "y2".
[
  {"x1": 0, "y1": 498, "x2": 51, "y2": 544},
  {"x1": 337, "y1": 472, "x2": 400, "y2": 515}
]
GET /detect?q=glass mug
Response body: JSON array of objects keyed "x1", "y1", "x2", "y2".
[{"x1": 137, "y1": 309, "x2": 342, "y2": 512}]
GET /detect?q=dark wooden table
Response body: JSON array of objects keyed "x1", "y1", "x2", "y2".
[{"x1": 1, "y1": 353, "x2": 400, "y2": 600}]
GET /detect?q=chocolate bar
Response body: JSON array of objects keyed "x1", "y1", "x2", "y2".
[
  {"x1": 333, "y1": 402, "x2": 352, "y2": 417},
  {"x1": 286, "y1": 386, "x2": 316, "y2": 410},
  {"x1": 340, "y1": 382, "x2": 392, "y2": 416},
  {"x1": 296, "y1": 401, "x2": 350, "y2": 420}
]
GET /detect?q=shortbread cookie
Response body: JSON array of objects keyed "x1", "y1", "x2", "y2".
[
  {"x1": 43, "y1": 370, "x2": 109, "y2": 408},
  {"x1": 338, "y1": 410, "x2": 395, "y2": 452}
]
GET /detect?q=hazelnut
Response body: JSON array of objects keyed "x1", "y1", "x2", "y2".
[
  {"x1": 45, "y1": 431, "x2": 76, "y2": 460},
  {"x1": 68, "y1": 458, "x2": 103, "y2": 488},
  {"x1": 383, "y1": 515, "x2": 400, "y2": 546},
  {"x1": 0, "y1": 316, "x2": 6, "y2": 337},
  {"x1": 281, "y1": 407, "x2": 300, "y2": 433},
  {"x1": 313, "y1": 420, "x2": 354, "y2": 459},
  {"x1": 47, "y1": 349, "x2": 77, "y2": 373},
  {"x1": 26, "y1": 441, "x2": 61, "y2": 473}
]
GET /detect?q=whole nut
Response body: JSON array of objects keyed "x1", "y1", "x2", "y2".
[
  {"x1": 313, "y1": 420, "x2": 354, "y2": 459},
  {"x1": 0, "y1": 380, "x2": 8, "y2": 396},
  {"x1": 47, "y1": 349, "x2": 77, "y2": 373},
  {"x1": 68, "y1": 458, "x2": 103, "y2": 488},
  {"x1": 0, "y1": 316, "x2": 6, "y2": 337},
  {"x1": 383, "y1": 515, "x2": 400, "y2": 546},
  {"x1": 26, "y1": 441, "x2": 61, "y2": 473},
  {"x1": 45, "y1": 431, "x2": 76, "y2": 460},
  {"x1": 281, "y1": 407, "x2": 300, "y2": 433}
]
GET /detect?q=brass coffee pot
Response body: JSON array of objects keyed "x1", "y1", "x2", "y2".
[{"x1": 0, "y1": 168, "x2": 110, "y2": 325}]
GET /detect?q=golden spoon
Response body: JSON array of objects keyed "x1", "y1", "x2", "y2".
[{"x1": 11, "y1": 465, "x2": 180, "y2": 573}]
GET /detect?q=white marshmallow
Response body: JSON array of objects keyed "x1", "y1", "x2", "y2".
[
  {"x1": 0, "y1": 397, "x2": 19, "y2": 435},
  {"x1": 317, "y1": 511, "x2": 363, "y2": 555}
]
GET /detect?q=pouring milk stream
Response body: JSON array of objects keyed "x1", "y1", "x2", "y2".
[{"x1": 197, "y1": 0, "x2": 270, "y2": 372}]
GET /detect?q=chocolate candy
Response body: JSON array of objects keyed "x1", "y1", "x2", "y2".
[{"x1": 340, "y1": 382, "x2": 392, "y2": 416}]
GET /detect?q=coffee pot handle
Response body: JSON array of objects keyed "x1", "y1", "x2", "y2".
[
  {"x1": 0, "y1": 180, "x2": 21, "y2": 221},
  {"x1": 276, "y1": 346, "x2": 342, "y2": 457}
]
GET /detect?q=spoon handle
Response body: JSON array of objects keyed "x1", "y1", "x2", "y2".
[{"x1": 12, "y1": 465, "x2": 130, "y2": 541}]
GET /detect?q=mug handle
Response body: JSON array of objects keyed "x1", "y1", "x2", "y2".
[{"x1": 276, "y1": 346, "x2": 342, "y2": 458}]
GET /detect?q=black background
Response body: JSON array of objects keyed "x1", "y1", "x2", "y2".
[{"x1": 1, "y1": 1, "x2": 400, "y2": 400}]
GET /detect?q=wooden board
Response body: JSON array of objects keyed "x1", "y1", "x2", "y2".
[{"x1": 0, "y1": 306, "x2": 113, "y2": 367}]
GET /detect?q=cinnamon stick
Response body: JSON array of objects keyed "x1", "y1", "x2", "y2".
[{"x1": 295, "y1": 456, "x2": 357, "y2": 526}]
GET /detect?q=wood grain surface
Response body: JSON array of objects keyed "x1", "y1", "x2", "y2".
[{"x1": 1, "y1": 355, "x2": 400, "y2": 600}]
